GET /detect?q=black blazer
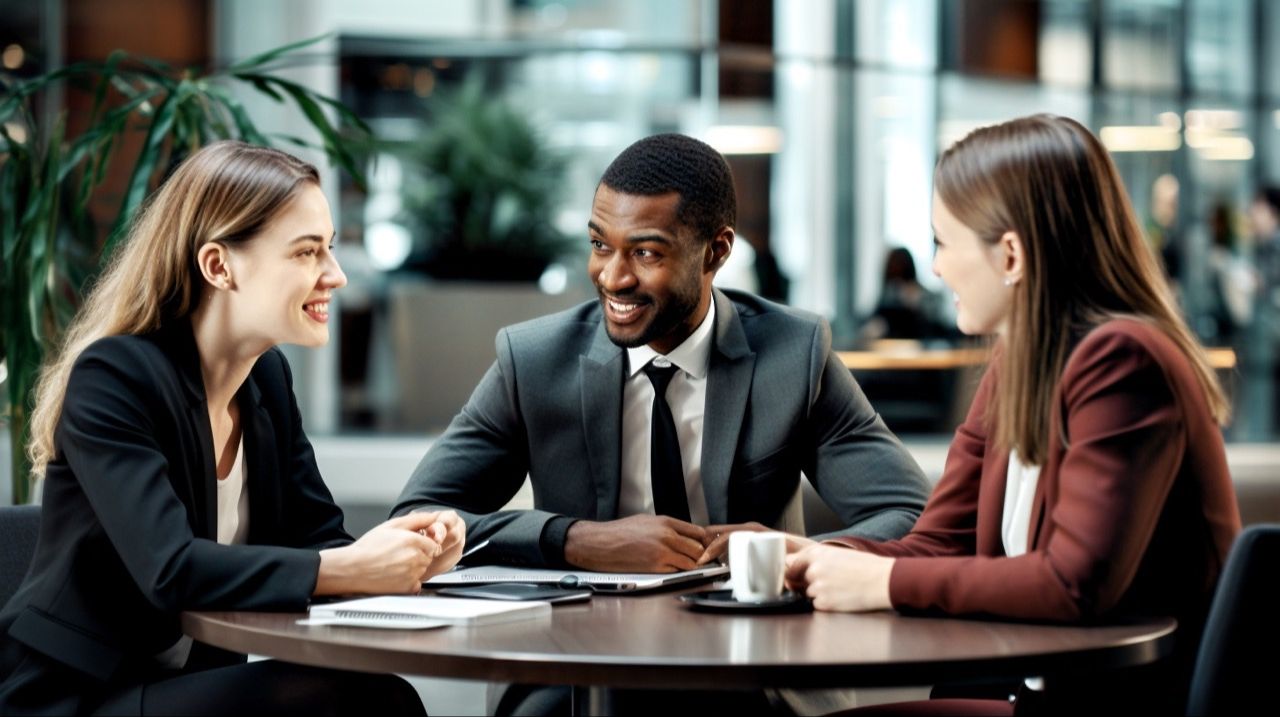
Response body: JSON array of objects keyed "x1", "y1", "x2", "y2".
[{"x1": 0, "y1": 322, "x2": 351, "y2": 710}]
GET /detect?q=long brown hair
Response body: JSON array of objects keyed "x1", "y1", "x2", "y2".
[
  {"x1": 934, "y1": 114, "x2": 1228, "y2": 464},
  {"x1": 28, "y1": 141, "x2": 320, "y2": 476}
]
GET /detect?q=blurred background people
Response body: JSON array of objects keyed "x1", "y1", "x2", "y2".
[
  {"x1": 1249, "y1": 187, "x2": 1280, "y2": 316},
  {"x1": 1204, "y1": 200, "x2": 1253, "y2": 347},
  {"x1": 1146, "y1": 173, "x2": 1183, "y2": 292},
  {"x1": 859, "y1": 247, "x2": 950, "y2": 343},
  {"x1": 1239, "y1": 187, "x2": 1280, "y2": 439}
]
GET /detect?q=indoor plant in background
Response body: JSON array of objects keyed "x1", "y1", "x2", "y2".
[
  {"x1": 381, "y1": 79, "x2": 584, "y2": 430},
  {"x1": 397, "y1": 78, "x2": 574, "y2": 281},
  {"x1": 0, "y1": 36, "x2": 371, "y2": 504}
]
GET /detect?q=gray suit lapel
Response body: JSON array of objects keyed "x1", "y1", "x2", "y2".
[
  {"x1": 701, "y1": 289, "x2": 756, "y2": 524},
  {"x1": 580, "y1": 322, "x2": 625, "y2": 520}
]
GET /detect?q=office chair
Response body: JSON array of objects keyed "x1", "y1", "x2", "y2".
[
  {"x1": 0, "y1": 505, "x2": 42, "y2": 608},
  {"x1": 1185, "y1": 523, "x2": 1280, "y2": 716}
]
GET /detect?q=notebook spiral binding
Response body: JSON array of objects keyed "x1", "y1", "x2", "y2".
[{"x1": 332, "y1": 611, "x2": 438, "y2": 621}]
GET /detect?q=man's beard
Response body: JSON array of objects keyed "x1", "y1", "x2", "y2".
[{"x1": 599, "y1": 280, "x2": 702, "y2": 349}]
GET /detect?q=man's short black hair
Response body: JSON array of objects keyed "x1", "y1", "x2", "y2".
[{"x1": 599, "y1": 133, "x2": 736, "y2": 242}]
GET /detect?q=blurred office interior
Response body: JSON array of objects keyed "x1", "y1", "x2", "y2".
[
  {"x1": 3, "y1": 0, "x2": 1280, "y2": 524},
  {"x1": 5, "y1": 5, "x2": 1278, "y2": 711}
]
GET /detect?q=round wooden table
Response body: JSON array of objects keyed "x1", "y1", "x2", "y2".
[{"x1": 183, "y1": 587, "x2": 1176, "y2": 694}]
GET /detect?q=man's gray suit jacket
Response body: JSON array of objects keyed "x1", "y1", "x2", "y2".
[{"x1": 393, "y1": 288, "x2": 930, "y2": 567}]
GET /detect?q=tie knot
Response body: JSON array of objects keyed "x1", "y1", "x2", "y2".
[{"x1": 643, "y1": 362, "x2": 679, "y2": 393}]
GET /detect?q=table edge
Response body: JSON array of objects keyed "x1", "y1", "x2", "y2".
[{"x1": 182, "y1": 612, "x2": 1177, "y2": 689}]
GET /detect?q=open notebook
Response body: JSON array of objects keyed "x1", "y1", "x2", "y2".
[
  {"x1": 425, "y1": 564, "x2": 729, "y2": 593},
  {"x1": 300, "y1": 596, "x2": 551, "y2": 630}
]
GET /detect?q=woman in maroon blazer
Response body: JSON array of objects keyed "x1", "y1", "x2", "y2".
[{"x1": 785, "y1": 114, "x2": 1241, "y2": 713}]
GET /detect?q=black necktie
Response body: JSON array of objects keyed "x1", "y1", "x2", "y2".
[{"x1": 643, "y1": 363, "x2": 691, "y2": 521}]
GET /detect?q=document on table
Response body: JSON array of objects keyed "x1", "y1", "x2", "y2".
[
  {"x1": 298, "y1": 595, "x2": 552, "y2": 630},
  {"x1": 425, "y1": 564, "x2": 729, "y2": 592}
]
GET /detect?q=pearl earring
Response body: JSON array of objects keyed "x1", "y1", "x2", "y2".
[{"x1": 1002, "y1": 277, "x2": 1014, "y2": 287}]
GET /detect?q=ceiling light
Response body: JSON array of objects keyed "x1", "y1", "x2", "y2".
[
  {"x1": 1196, "y1": 135, "x2": 1254, "y2": 161},
  {"x1": 705, "y1": 125, "x2": 783, "y2": 155},
  {"x1": 2, "y1": 44, "x2": 23, "y2": 70},
  {"x1": 1099, "y1": 125, "x2": 1181, "y2": 152}
]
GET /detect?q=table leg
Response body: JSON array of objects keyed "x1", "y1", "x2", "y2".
[{"x1": 571, "y1": 685, "x2": 613, "y2": 716}]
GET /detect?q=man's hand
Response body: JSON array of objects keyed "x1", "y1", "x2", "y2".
[
  {"x1": 783, "y1": 543, "x2": 894, "y2": 612},
  {"x1": 696, "y1": 522, "x2": 816, "y2": 565},
  {"x1": 564, "y1": 515, "x2": 709, "y2": 572}
]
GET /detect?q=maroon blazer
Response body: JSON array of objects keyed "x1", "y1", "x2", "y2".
[{"x1": 832, "y1": 318, "x2": 1241, "y2": 625}]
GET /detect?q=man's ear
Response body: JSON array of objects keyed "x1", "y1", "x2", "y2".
[
  {"x1": 705, "y1": 227, "x2": 735, "y2": 273},
  {"x1": 195, "y1": 242, "x2": 234, "y2": 291},
  {"x1": 998, "y1": 230, "x2": 1025, "y2": 285}
]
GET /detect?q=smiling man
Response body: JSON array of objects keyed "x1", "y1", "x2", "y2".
[
  {"x1": 394, "y1": 133, "x2": 929, "y2": 714},
  {"x1": 394, "y1": 133, "x2": 928, "y2": 573}
]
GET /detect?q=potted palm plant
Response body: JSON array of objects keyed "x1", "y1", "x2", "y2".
[
  {"x1": 380, "y1": 80, "x2": 585, "y2": 430},
  {"x1": 397, "y1": 79, "x2": 574, "y2": 281},
  {"x1": 0, "y1": 36, "x2": 371, "y2": 504}
]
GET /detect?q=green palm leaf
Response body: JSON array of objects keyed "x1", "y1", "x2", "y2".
[{"x1": 1, "y1": 35, "x2": 373, "y2": 502}]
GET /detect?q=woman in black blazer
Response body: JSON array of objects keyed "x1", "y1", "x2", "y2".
[{"x1": 0, "y1": 141, "x2": 462, "y2": 715}]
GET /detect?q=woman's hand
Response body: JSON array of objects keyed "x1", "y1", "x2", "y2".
[
  {"x1": 315, "y1": 513, "x2": 448, "y2": 596},
  {"x1": 695, "y1": 523, "x2": 816, "y2": 565},
  {"x1": 784, "y1": 544, "x2": 895, "y2": 612}
]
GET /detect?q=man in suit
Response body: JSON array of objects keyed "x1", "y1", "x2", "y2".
[
  {"x1": 394, "y1": 131, "x2": 926, "y2": 571},
  {"x1": 393, "y1": 133, "x2": 930, "y2": 712},
  {"x1": 393, "y1": 132, "x2": 928, "y2": 571}
]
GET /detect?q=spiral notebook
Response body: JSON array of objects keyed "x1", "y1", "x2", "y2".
[{"x1": 299, "y1": 596, "x2": 552, "y2": 630}]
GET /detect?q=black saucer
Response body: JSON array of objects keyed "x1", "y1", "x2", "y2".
[{"x1": 678, "y1": 589, "x2": 813, "y2": 614}]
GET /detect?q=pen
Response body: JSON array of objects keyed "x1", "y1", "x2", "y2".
[{"x1": 457, "y1": 539, "x2": 491, "y2": 562}]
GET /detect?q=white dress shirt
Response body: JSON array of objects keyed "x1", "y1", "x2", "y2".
[
  {"x1": 618, "y1": 300, "x2": 716, "y2": 526},
  {"x1": 1001, "y1": 449, "x2": 1041, "y2": 557},
  {"x1": 1003, "y1": 449, "x2": 1046, "y2": 692},
  {"x1": 216, "y1": 438, "x2": 251, "y2": 546}
]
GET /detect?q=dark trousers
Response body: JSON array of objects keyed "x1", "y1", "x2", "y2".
[
  {"x1": 2, "y1": 644, "x2": 427, "y2": 716},
  {"x1": 109, "y1": 660, "x2": 426, "y2": 716},
  {"x1": 496, "y1": 684, "x2": 785, "y2": 716}
]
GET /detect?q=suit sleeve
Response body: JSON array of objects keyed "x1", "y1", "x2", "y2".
[
  {"x1": 274, "y1": 350, "x2": 353, "y2": 550},
  {"x1": 804, "y1": 320, "x2": 931, "y2": 541},
  {"x1": 58, "y1": 348, "x2": 321, "y2": 612},
  {"x1": 827, "y1": 364, "x2": 994, "y2": 558},
  {"x1": 885, "y1": 331, "x2": 1187, "y2": 621},
  {"x1": 391, "y1": 328, "x2": 565, "y2": 567}
]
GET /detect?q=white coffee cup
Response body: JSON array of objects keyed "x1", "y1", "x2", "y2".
[{"x1": 728, "y1": 531, "x2": 786, "y2": 602}]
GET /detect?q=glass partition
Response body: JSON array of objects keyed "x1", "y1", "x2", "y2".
[
  {"x1": 1186, "y1": 0, "x2": 1253, "y2": 98},
  {"x1": 300, "y1": 0, "x2": 1280, "y2": 439},
  {"x1": 1102, "y1": 0, "x2": 1181, "y2": 92}
]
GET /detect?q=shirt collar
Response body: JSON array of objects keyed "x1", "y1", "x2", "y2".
[{"x1": 626, "y1": 299, "x2": 716, "y2": 380}]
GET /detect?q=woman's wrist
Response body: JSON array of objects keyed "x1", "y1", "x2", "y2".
[
  {"x1": 877, "y1": 557, "x2": 896, "y2": 610},
  {"x1": 315, "y1": 546, "x2": 356, "y2": 596}
]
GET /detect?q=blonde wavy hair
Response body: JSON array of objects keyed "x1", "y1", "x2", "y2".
[
  {"x1": 935, "y1": 114, "x2": 1228, "y2": 465},
  {"x1": 28, "y1": 140, "x2": 319, "y2": 476}
]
